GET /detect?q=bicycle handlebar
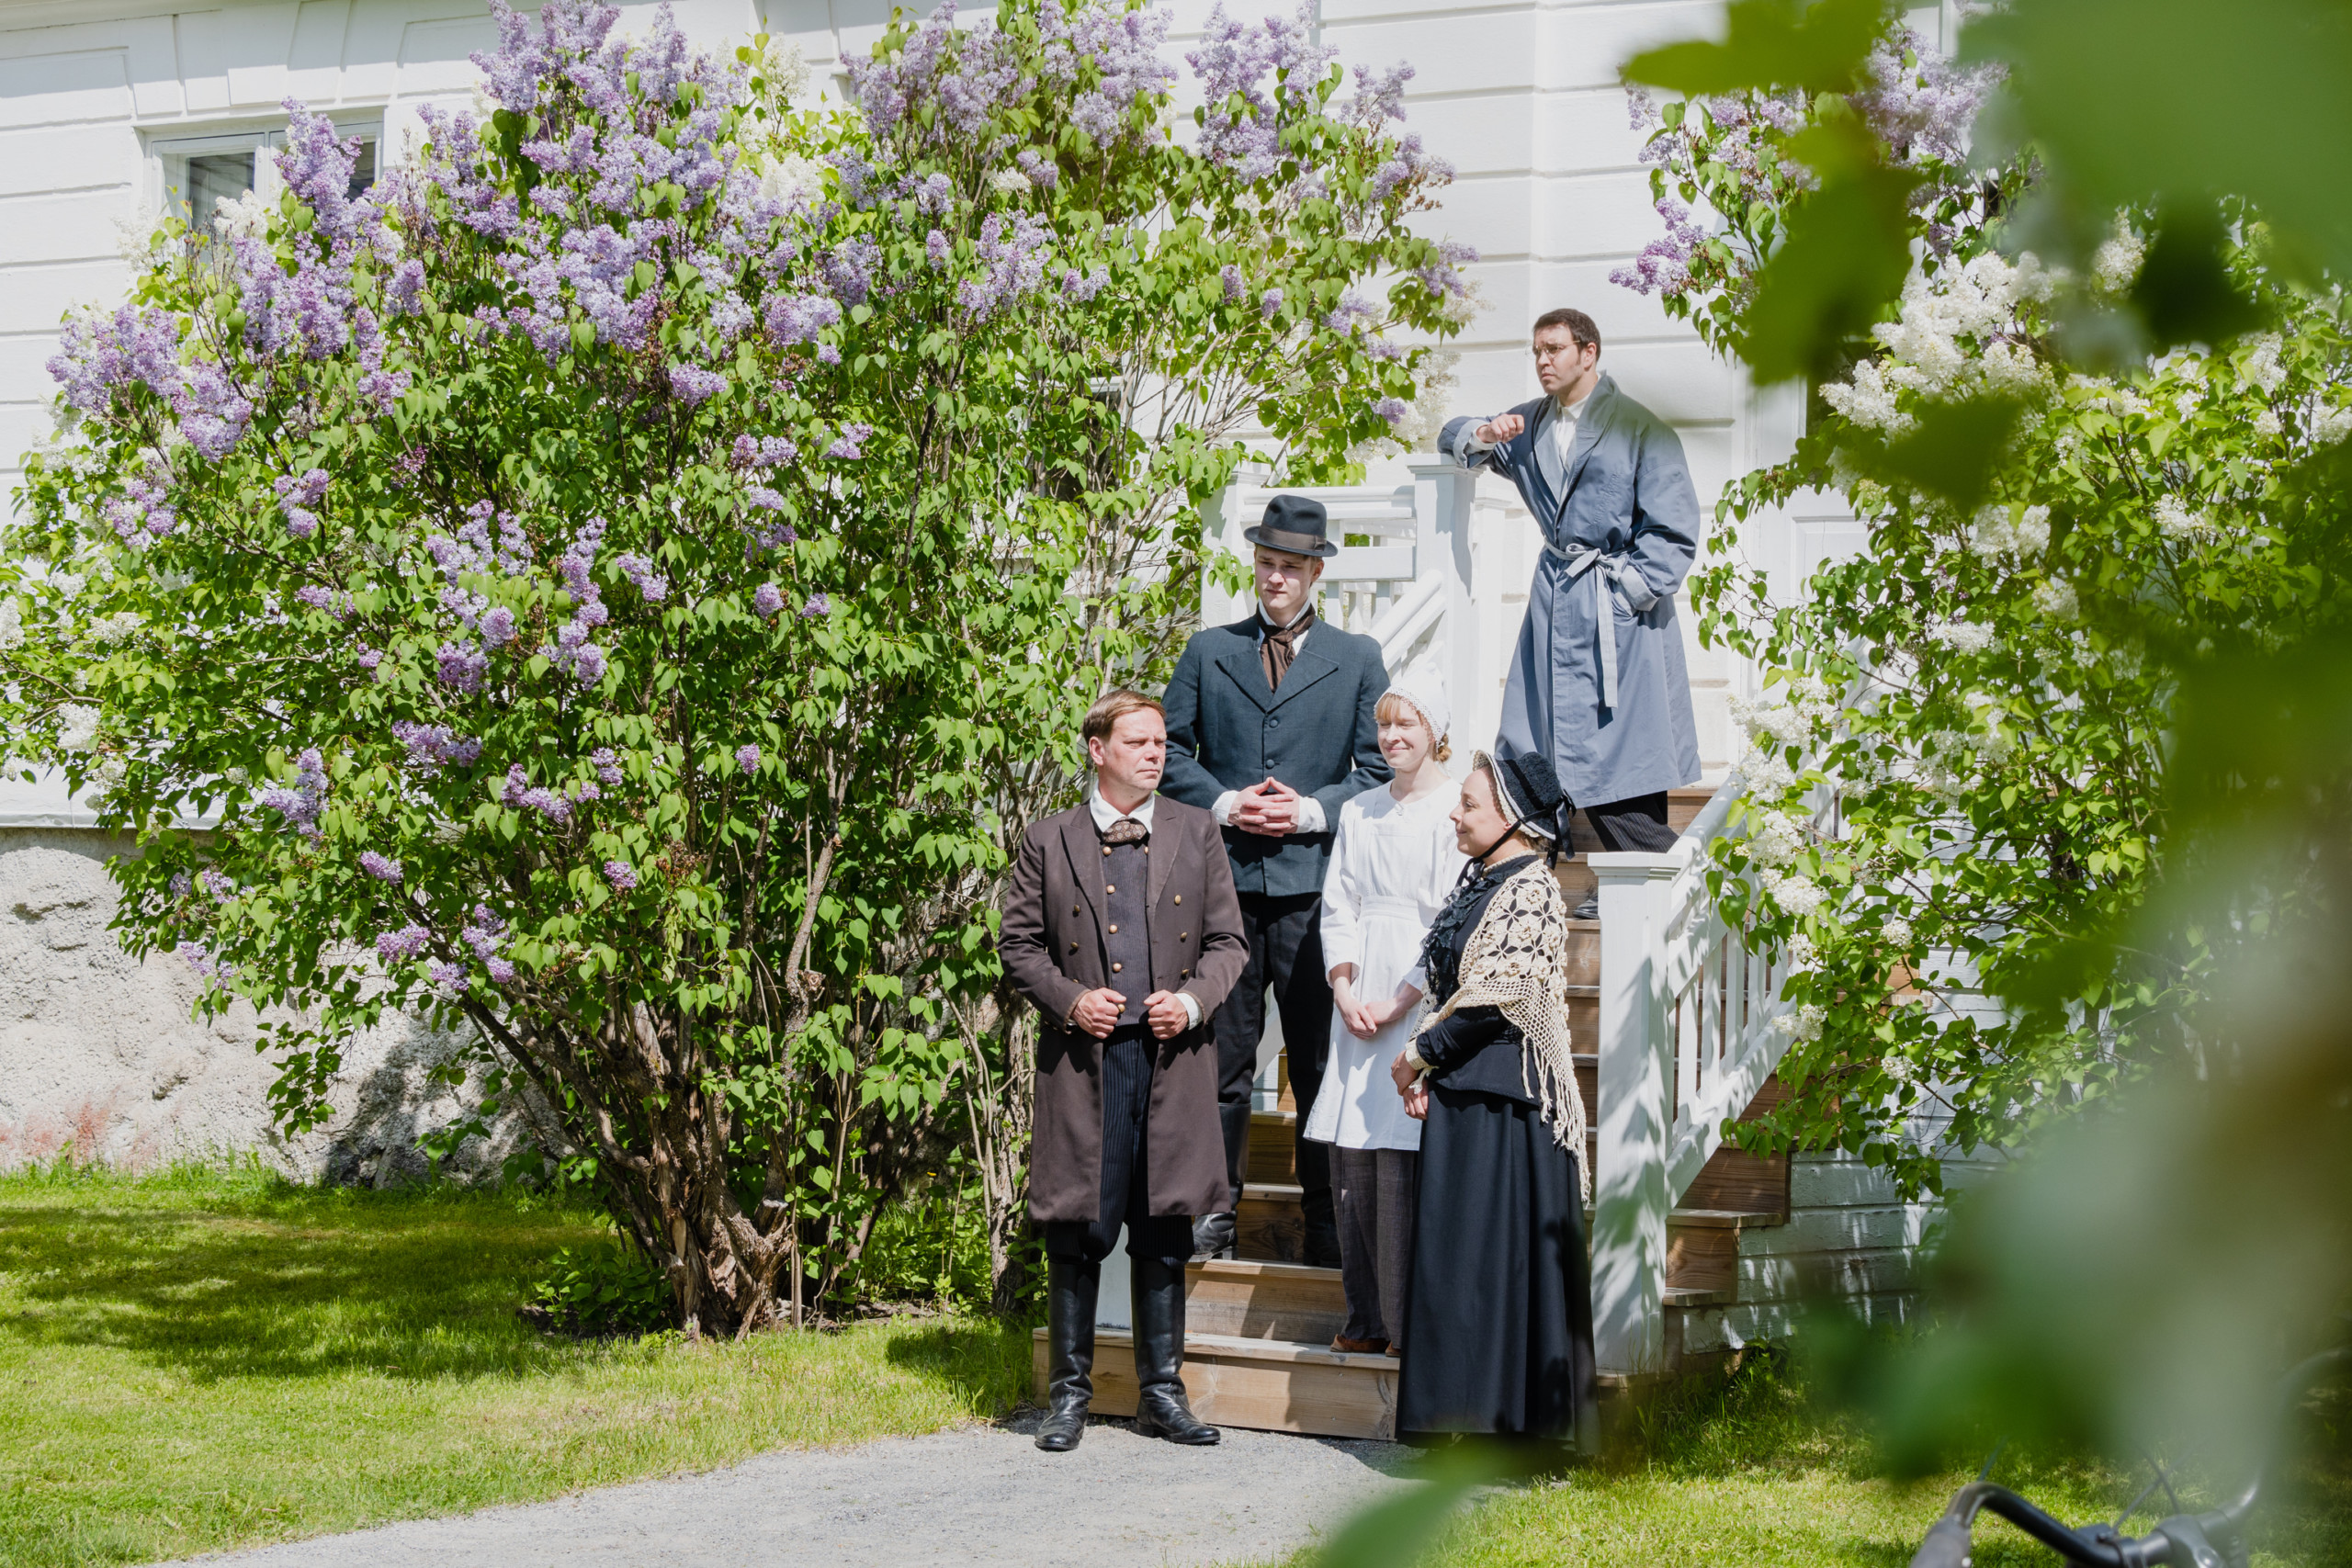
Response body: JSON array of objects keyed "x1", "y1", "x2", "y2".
[{"x1": 1908, "y1": 1347, "x2": 2349, "y2": 1568}]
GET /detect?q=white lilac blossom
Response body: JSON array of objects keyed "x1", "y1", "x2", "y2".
[
  {"x1": 2241, "y1": 333, "x2": 2288, "y2": 393},
  {"x1": 1773, "y1": 875, "x2": 1827, "y2": 918},
  {"x1": 1928, "y1": 620, "x2": 1996, "y2": 654},
  {"x1": 258, "y1": 747, "x2": 329, "y2": 836},
  {"x1": 2092, "y1": 228, "x2": 2145, "y2": 292},
  {"x1": 2154, "y1": 495, "x2": 2214, "y2": 540},
  {"x1": 359, "y1": 851, "x2": 403, "y2": 883},
  {"x1": 1772, "y1": 1002, "x2": 1826, "y2": 1043},
  {"x1": 1882, "y1": 916, "x2": 1915, "y2": 948},
  {"x1": 2256, "y1": 410, "x2": 2284, "y2": 438},
  {"x1": 2314, "y1": 406, "x2": 2352, "y2": 444},
  {"x1": 1745, "y1": 810, "x2": 1807, "y2": 869},
  {"x1": 2033, "y1": 577, "x2": 2079, "y2": 619},
  {"x1": 56, "y1": 704, "x2": 101, "y2": 751},
  {"x1": 2013, "y1": 504, "x2": 2052, "y2": 553}
]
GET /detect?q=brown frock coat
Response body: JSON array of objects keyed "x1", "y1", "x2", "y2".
[{"x1": 999, "y1": 796, "x2": 1248, "y2": 1224}]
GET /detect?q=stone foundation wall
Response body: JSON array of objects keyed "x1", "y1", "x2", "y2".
[{"x1": 0, "y1": 827, "x2": 535, "y2": 1182}]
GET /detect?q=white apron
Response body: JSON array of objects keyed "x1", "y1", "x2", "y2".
[{"x1": 1303, "y1": 785, "x2": 1465, "y2": 1152}]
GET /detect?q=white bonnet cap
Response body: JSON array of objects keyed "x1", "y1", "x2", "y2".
[{"x1": 1383, "y1": 673, "x2": 1451, "y2": 744}]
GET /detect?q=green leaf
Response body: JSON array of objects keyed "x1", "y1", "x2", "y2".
[
  {"x1": 1736, "y1": 158, "x2": 1916, "y2": 383},
  {"x1": 1623, "y1": 0, "x2": 1883, "y2": 96}
]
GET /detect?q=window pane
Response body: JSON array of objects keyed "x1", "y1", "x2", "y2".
[
  {"x1": 185, "y1": 152, "x2": 254, "y2": 229},
  {"x1": 347, "y1": 139, "x2": 377, "y2": 201}
]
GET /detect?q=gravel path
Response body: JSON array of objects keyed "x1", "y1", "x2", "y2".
[{"x1": 162, "y1": 1415, "x2": 1418, "y2": 1568}]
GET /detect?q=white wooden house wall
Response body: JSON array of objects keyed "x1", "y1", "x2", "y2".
[{"x1": 0, "y1": 0, "x2": 1955, "y2": 1326}]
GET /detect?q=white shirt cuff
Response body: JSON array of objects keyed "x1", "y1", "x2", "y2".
[
  {"x1": 1211, "y1": 790, "x2": 1238, "y2": 826},
  {"x1": 1178, "y1": 991, "x2": 1202, "y2": 1029},
  {"x1": 1295, "y1": 795, "x2": 1327, "y2": 836}
]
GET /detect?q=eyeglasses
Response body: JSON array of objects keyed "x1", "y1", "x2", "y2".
[{"x1": 1532, "y1": 342, "x2": 1589, "y2": 362}]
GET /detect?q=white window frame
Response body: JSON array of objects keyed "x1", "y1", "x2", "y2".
[{"x1": 148, "y1": 118, "x2": 386, "y2": 227}]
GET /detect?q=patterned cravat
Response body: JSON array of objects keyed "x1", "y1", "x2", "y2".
[
  {"x1": 1261, "y1": 606, "x2": 1316, "y2": 691},
  {"x1": 1101, "y1": 818, "x2": 1148, "y2": 847}
]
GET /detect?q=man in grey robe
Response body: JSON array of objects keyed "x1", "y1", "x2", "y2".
[{"x1": 1440, "y1": 307, "x2": 1702, "y2": 914}]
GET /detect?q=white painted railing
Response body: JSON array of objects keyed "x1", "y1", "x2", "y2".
[{"x1": 1589, "y1": 785, "x2": 1802, "y2": 1377}]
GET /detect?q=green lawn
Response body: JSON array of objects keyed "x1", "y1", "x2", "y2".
[
  {"x1": 1293, "y1": 1356, "x2": 2351, "y2": 1568},
  {"x1": 0, "y1": 1164, "x2": 1030, "y2": 1568}
]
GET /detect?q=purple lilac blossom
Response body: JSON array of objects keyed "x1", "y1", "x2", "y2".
[
  {"x1": 802, "y1": 592, "x2": 831, "y2": 617},
  {"x1": 1220, "y1": 265, "x2": 1245, "y2": 302},
  {"x1": 503, "y1": 763, "x2": 574, "y2": 824},
  {"x1": 827, "y1": 424, "x2": 871, "y2": 460},
  {"x1": 735, "y1": 743, "x2": 761, "y2": 774},
  {"x1": 1260, "y1": 288, "x2": 1283, "y2": 321},
  {"x1": 359, "y1": 851, "x2": 403, "y2": 883},
  {"x1": 591, "y1": 747, "x2": 623, "y2": 784},
  {"x1": 669, "y1": 364, "x2": 728, "y2": 406},
  {"x1": 616, "y1": 552, "x2": 670, "y2": 603},
  {"x1": 1375, "y1": 397, "x2": 1409, "y2": 430},
  {"x1": 376, "y1": 924, "x2": 432, "y2": 964},
  {"x1": 731, "y1": 434, "x2": 797, "y2": 468},
  {"x1": 258, "y1": 747, "x2": 329, "y2": 837},
  {"x1": 1187, "y1": 3, "x2": 1334, "y2": 183},
  {"x1": 958, "y1": 212, "x2": 1053, "y2": 320},
  {"x1": 1854, "y1": 27, "x2": 1998, "y2": 169},
  {"x1": 604, "y1": 860, "x2": 639, "y2": 891},
  {"x1": 753, "y1": 582, "x2": 786, "y2": 616},
  {"x1": 1611, "y1": 197, "x2": 1707, "y2": 298},
  {"x1": 391, "y1": 720, "x2": 482, "y2": 773},
  {"x1": 480, "y1": 604, "x2": 518, "y2": 646}
]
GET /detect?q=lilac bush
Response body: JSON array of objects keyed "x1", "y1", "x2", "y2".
[{"x1": 2, "y1": 0, "x2": 1465, "y2": 1328}]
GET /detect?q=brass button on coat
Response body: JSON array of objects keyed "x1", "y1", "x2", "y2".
[
  {"x1": 1107, "y1": 924, "x2": 1118, "y2": 934},
  {"x1": 1105, "y1": 884, "x2": 1116, "y2": 893},
  {"x1": 1173, "y1": 895, "x2": 1182, "y2": 906},
  {"x1": 1112, "y1": 962, "x2": 1124, "y2": 973}
]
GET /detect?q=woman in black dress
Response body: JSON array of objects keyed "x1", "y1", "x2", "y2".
[{"x1": 1387, "y1": 750, "x2": 1598, "y2": 1451}]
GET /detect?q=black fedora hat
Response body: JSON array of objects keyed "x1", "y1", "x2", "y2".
[{"x1": 1244, "y1": 493, "x2": 1339, "y2": 559}]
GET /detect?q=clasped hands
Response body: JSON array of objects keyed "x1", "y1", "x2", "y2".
[
  {"x1": 1471, "y1": 412, "x2": 1527, "y2": 446},
  {"x1": 1389, "y1": 1049, "x2": 1430, "y2": 1122},
  {"x1": 1329, "y1": 975, "x2": 1418, "y2": 1042},
  {"x1": 1231, "y1": 776, "x2": 1305, "y2": 838},
  {"x1": 1069, "y1": 987, "x2": 1192, "y2": 1041}
]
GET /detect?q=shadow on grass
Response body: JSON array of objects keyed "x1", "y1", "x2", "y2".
[
  {"x1": 880, "y1": 1316, "x2": 1036, "y2": 1417},
  {"x1": 0, "y1": 1182, "x2": 598, "y2": 1385}
]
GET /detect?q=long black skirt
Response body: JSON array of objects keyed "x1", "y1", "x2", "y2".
[{"x1": 1396, "y1": 1084, "x2": 1598, "y2": 1448}]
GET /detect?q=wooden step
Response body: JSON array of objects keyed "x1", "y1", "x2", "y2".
[
  {"x1": 1185, "y1": 1258, "x2": 1348, "y2": 1343},
  {"x1": 1034, "y1": 1326, "x2": 1400, "y2": 1439},
  {"x1": 1662, "y1": 1208, "x2": 1782, "y2": 1294},
  {"x1": 1238, "y1": 1180, "x2": 1306, "y2": 1262},
  {"x1": 1679, "y1": 1075, "x2": 1792, "y2": 1217},
  {"x1": 1247, "y1": 1110, "x2": 1295, "y2": 1185}
]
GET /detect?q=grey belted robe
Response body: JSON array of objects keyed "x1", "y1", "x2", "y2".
[{"x1": 1441, "y1": 372, "x2": 1702, "y2": 806}]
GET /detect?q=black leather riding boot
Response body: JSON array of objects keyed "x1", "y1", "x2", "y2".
[
  {"x1": 1128, "y1": 1254, "x2": 1219, "y2": 1445},
  {"x1": 1034, "y1": 1258, "x2": 1098, "y2": 1452}
]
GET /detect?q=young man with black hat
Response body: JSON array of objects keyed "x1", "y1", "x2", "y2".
[{"x1": 1159, "y1": 493, "x2": 1392, "y2": 1264}]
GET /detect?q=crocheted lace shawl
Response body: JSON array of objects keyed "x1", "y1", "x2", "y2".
[{"x1": 1411, "y1": 859, "x2": 1588, "y2": 1200}]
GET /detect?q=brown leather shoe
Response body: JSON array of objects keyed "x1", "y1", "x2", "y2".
[
  {"x1": 1385, "y1": 1344, "x2": 1402, "y2": 1359},
  {"x1": 1331, "y1": 1335, "x2": 1388, "y2": 1355}
]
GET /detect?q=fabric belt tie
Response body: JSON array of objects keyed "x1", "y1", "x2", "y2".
[{"x1": 1544, "y1": 541, "x2": 1654, "y2": 712}]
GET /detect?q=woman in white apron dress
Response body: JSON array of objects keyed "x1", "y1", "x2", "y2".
[{"x1": 1304, "y1": 676, "x2": 1465, "y2": 1355}]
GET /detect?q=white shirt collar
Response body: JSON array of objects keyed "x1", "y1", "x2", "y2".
[
  {"x1": 1089, "y1": 785, "x2": 1157, "y2": 835},
  {"x1": 1257, "y1": 599, "x2": 1313, "y2": 633}
]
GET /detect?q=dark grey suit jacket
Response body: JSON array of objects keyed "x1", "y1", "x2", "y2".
[{"x1": 1159, "y1": 615, "x2": 1390, "y2": 899}]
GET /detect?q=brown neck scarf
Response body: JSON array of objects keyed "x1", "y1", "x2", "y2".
[{"x1": 1261, "y1": 605, "x2": 1316, "y2": 691}]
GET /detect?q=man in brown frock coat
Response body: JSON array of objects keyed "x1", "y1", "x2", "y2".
[{"x1": 1001, "y1": 690, "x2": 1249, "y2": 1452}]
